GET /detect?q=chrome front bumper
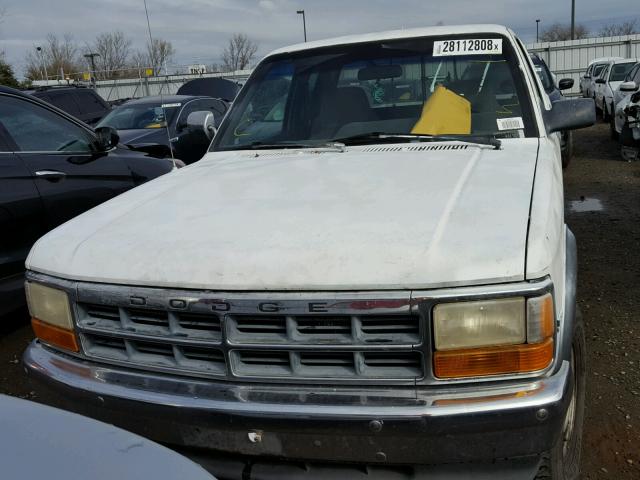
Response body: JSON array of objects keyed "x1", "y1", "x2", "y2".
[{"x1": 24, "y1": 340, "x2": 571, "y2": 475}]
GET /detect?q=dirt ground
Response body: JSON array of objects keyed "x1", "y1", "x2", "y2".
[{"x1": 0, "y1": 122, "x2": 638, "y2": 478}]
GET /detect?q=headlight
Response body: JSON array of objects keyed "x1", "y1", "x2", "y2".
[
  {"x1": 433, "y1": 293, "x2": 554, "y2": 379},
  {"x1": 434, "y1": 297, "x2": 526, "y2": 350},
  {"x1": 26, "y1": 282, "x2": 79, "y2": 352}
]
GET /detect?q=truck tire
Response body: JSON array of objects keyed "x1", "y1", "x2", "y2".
[{"x1": 534, "y1": 316, "x2": 586, "y2": 480}]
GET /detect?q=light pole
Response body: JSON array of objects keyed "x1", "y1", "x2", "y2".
[
  {"x1": 571, "y1": 0, "x2": 576, "y2": 40},
  {"x1": 36, "y1": 46, "x2": 48, "y2": 82},
  {"x1": 296, "y1": 10, "x2": 307, "y2": 42},
  {"x1": 84, "y1": 52, "x2": 100, "y2": 85},
  {"x1": 536, "y1": 19, "x2": 540, "y2": 42}
]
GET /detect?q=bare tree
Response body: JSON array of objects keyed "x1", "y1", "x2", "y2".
[
  {"x1": 86, "y1": 31, "x2": 132, "y2": 79},
  {"x1": 539, "y1": 23, "x2": 590, "y2": 42},
  {"x1": 222, "y1": 34, "x2": 258, "y2": 72},
  {"x1": 599, "y1": 20, "x2": 639, "y2": 37},
  {"x1": 146, "y1": 38, "x2": 175, "y2": 75},
  {"x1": 24, "y1": 33, "x2": 81, "y2": 80}
]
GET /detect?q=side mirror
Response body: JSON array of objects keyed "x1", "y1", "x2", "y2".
[
  {"x1": 94, "y1": 126, "x2": 119, "y2": 151},
  {"x1": 595, "y1": 78, "x2": 606, "y2": 85},
  {"x1": 558, "y1": 78, "x2": 574, "y2": 91},
  {"x1": 620, "y1": 81, "x2": 638, "y2": 92},
  {"x1": 544, "y1": 98, "x2": 596, "y2": 134},
  {"x1": 186, "y1": 111, "x2": 217, "y2": 140}
]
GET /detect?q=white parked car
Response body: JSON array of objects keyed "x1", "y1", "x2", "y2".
[
  {"x1": 613, "y1": 85, "x2": 640, "y2": 159},
  {"x1": 594, "y1": 58, "x2": 639, "y2": 120},
  {"x1": 580, "y1": 57, "x2": 622, "y2": 99},
  {"x1": 612, "y1": 61, "x2": 640, "y2": 122},
  {"x1": 24, "y1": 24, "x2": 595, "y2": 479}
]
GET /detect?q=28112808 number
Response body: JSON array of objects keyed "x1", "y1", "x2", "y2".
[{"x1": 433, "y1": 38, "x2": 503, "y2": 57}]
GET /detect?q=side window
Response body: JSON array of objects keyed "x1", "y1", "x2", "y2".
[
  {"x1": 231, "y1": 63, "x2": 293, "y2": 142},
  {"x1": 0, "y1": 121, "x2": 15, "y2": 152},
  {"x1": 633, "y1": 66, "x2": 640, "y2": 85},
  {"x1": 74, "y1": 90, "x2": 107, "y2": 114},
  {"x1": 177, "y1": 100, "x2": 228, "y2": 129},
  {"x1": 177, "y1": 100, "x2": 209, "y2": 129},
  {"x1": 0, "y1": 96, "x2": 96, "y2": 153}
]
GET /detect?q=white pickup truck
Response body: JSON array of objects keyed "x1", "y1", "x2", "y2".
[{"x1": 24, "y1": 25, "x2": 595, "y2": 480}]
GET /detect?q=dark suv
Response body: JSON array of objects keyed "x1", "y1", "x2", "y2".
[
  {"x1": 530, "y1": 53, "x2": 575, "y2": 168},
  {"x1": 26, "y1": 85, "x2": 111, "y2": 125},
  {"x1": 0, "y1": 86, "x2": 174, "y2": 315}
]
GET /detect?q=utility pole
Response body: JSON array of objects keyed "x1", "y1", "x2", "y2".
[
  {"x1": 571, "y1": 0, "x2": 576, "y2": 40},
  {"x1": 144, "y1": 0, "x2": 155, "y2": 74},
  {"x1": 36, "y1": 46, "x2": 48, "y2": 82},
  {"x1": 296, "y1": 10, "x2": 307, "y2": 42},
  {"x1": 84, "y1": 52, "x2": 100, "y2": 85},
  {"x1": 536, "y1": 19, "x2": 540, "y2": 42}
]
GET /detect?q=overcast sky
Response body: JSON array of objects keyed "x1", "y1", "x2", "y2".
[{"x1": 1, "y1": 0, "x2": 639, "y2": 77}]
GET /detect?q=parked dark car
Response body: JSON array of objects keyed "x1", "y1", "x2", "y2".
[
  {"x1": 97, "y1": 95, "x2": 228, "y2": 164},
  {"x1": 0, "y1": 86, "x2": 174, "y2": 315},
  {"x1": 0, "y1": 394, "x2": 216, "y2": 480},
  {"x1": 25, "y1": 85, "x2": 111, "y2": 125},
  {"x1": 177, "y1": 77, "x2": 240, "y2": 102},
  {"x1": 530, "y1": 53, "x2": 575, "y2": 168}
]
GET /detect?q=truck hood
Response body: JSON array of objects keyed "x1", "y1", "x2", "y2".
[{"x1": 27, "y1": 140, "x2": 539, "y2": 290}]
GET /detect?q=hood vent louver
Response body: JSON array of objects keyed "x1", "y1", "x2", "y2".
[
  {"x1": 361, "y1": 144, "x2": 469, "y2": 153},
  {"x1": 238, "y1": 144, "x2": 468, "y2": 157}
]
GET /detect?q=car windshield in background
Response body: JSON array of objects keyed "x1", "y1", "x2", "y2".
[
  {"x1": 213, "y1": 35, "x2": 535, "y2": 151},
  {"x1": 98, "y1": 103, "x2": 180, "y2": 130},
  {"x1": 533, "y1": 63, "x2": 554, "y2": 93},
  {"x1": 610, "y1": 62, "x2": 637, "y2": 82},
  {"x1": 592, "y1": 64, "x2": 606, "y2": 78}
]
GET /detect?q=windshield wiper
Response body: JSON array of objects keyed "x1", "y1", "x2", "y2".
[
  {"x1": 331, "y1": 132, "x2": 502, "y2": 150},
  {"x1": 228, "y1": 141, "x2": 346, "y2": 151}
]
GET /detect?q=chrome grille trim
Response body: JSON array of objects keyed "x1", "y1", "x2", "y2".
[
  {"x1": 25, "y1": 271, "x2": 555, "y2": 386},
  {"x1": 70, "y1": 282, "x2": 422, "y2": 385}
]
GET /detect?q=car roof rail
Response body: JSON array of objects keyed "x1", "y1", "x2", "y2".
[{"x1": 32, "y1": 83, "x2": 90, "y2": 92}]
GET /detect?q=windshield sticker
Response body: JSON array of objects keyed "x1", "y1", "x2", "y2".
[
  {"x1": 433, "y1": 39, "x2": 503, "y2": 57},
  {"x1": 496, "y1": 117, "x2": 524, "y2": 131},
  {"x1": 161, "y1": 103, "x2": 182, "y2": 108}
]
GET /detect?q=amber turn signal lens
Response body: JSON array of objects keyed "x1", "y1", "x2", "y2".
[
  {"x1": 31, "y1": 318, "x2": 79, "y2": 352},
  {"x1": 434, "y1": 338, "x2": 553, "y2": 379}
]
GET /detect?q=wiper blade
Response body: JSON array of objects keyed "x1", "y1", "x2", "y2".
[
  {"x1": 247, "y1": 141, "x2": 344, "y2": 151},
  {"x1": 331, "y1": 132, "x2": 502, "y2": 150}
]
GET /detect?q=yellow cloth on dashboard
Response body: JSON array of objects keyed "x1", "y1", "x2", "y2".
[{"x1": 411, "y1": 85, "x2": 471, "y2": 135}]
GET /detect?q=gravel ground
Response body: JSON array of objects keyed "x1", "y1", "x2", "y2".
[
  {"x1": 0, "y1": 122, "x2": 638, "y2": 477},
  {"x1": 565, "y1": 122, "x2": 640, "y2": 479}
]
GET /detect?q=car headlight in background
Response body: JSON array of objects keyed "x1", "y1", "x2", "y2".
[
  {"x1": 433, "y1": 293, "x2": 554, "y2": 379},
  {"x1": 25, "y1": 282, "x2": 79, "y2": 352}
]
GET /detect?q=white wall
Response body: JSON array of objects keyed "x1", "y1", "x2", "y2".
[{"x1": 527, "y1": 34, "x2": 640, "y2": 96}]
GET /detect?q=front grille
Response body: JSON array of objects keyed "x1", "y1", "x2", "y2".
[
  {"x1": 75, "y1": 290, "x2": 423, "y2": 384},
  {"x1": 226, "y1": 314, "x2": 419, "y2": 345}
]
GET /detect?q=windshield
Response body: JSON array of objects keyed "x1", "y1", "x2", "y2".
[
  {"x1": 98, "y1": 103, "x2": 180, "y2": 130},
  {"x1": 593, "y1": 64, "x2": 606, "y2": 79},
  {"x1": 610, "y1": 62, "x2": 637, "y2": 82},
  {"x1": 532, "y1": 59, "x2": 554, "y2": 94},
  {"x1": 212, "y1": 34, "x2": 535, "y2": 151}
]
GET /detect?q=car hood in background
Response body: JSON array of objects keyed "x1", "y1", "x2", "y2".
[
  {"x1": 27, "y1": 140, "x2": 540, "y2": 290},
  {"x1": 0, "y1": 395, "x2": 215, "y2": 480}
]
